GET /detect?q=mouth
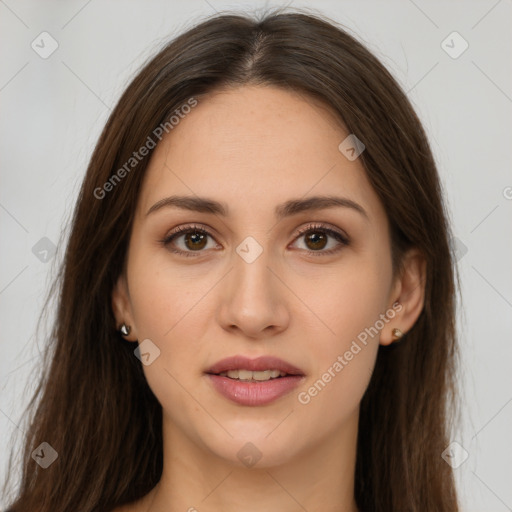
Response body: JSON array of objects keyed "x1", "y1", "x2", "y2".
[
  {"x1": 214, "y1": 368, "x2": 290, "y2": 381},
  {"x1": 205, "y1": 355, "x2": 306, "y2": 406}
]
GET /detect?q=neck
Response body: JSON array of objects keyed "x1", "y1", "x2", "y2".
[{"x1": 146, "y1": 411, "x2": 360, "y2": 512}]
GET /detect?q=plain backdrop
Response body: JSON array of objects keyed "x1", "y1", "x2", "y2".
[{"x1": 1, "y1": 1, "x2": 511, "y2": 510}]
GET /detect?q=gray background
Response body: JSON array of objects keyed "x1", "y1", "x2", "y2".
[{"x1": 1, "y1": 0, "x2": 511, "y2": 510}]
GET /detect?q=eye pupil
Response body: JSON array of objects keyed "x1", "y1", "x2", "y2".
[
  {"x1": 185, "y1": 231, "x2": 207, "y2": 250},
  {"x1": 306, "y1": 232, "x2": 327, "y2": 250}
]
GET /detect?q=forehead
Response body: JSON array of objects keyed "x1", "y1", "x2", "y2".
[{"x1": 137, "y1": 85, "x2": 386, "y2": 225}]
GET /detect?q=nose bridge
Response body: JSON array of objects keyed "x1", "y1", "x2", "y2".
[
  {"x1": 231, "y1": 233, "x2": 277, "y2": 302},
  {"x1": 217, "y1": 233, "x2": 289, "y2": 336}
]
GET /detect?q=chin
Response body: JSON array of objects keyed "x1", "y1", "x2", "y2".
[{"x1": 200, "y1": 425, "x2": 306, "y2": 469}]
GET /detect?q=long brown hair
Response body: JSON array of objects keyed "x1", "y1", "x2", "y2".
[{"x1": 3, "y1": 8, "x2": 460, "y2": 511}]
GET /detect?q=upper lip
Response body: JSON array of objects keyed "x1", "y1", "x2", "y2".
[{"x1": 206, "y1": 355, "x2": 305, "y2": 376}]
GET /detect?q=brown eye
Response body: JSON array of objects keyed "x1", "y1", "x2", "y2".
[
  {"x1": 304, "y1": 231, "x2": 328, "y2": 251},
  {"x1": 182, "y1": 231, "x2": 208, "y2": 251},
  {"x1": 161, "y1": 222, "x2": 349, "y2": 258},
  {"x1": 161, "y1": 225, "x2": 217, "y2": 257},
  {"x1": 291, "y1": 223, "x2": 349, "y2": 256}
]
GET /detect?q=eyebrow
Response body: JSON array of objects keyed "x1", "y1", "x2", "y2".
[{"x1": 146, "y1": 194, "x2": 369, "y2": 221}]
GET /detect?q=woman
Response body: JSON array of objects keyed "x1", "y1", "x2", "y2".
[{"x1": 3, "y1": 8, "x2": 460, "y2": 511}]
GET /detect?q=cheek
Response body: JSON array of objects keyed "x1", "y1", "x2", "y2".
[
  {"x1": 126, "y1": 248, "x2": 216, "y2": 388},
  {"x1": 316, "y1": 258, "x2": 391, "y2": 347},
  {"x1": 297, "y1": 259, "x2": 390, "y2": 412},
  {"x1": 296, "y1": 348, "x2": 377, "y2": 437},
  {"x1": 127, "y1": 243, "x2": 210, "y2": 340},
  {"x1": 296, "y1": 300, "x2": 381, "y2": 430},
  {"x1": 126, "y1": 258, "x2": 207, "y2": 427}
]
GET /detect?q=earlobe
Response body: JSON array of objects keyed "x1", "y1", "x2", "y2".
[
  {"x1": 111, "y1": 274, "x2": 137, "y2": 341},
  {"x1": 380, "y1": 248, "x2": 427, "y2": 346}
]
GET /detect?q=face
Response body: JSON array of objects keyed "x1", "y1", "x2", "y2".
[{"x1": 112, "y1": 85, "x2": 415, "y2": 468}]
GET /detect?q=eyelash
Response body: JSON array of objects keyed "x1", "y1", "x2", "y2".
[{"x1": 160, "y1": 223, "x2": 350, "y2": 258}]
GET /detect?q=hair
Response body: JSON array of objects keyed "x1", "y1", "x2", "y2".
[{"x1": 3, "y1": 7, "x2": 460, "y2": 512}]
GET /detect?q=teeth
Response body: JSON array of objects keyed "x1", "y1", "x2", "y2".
[{"x1": 219, "y1": 369, "x2": 287, "y2": 381}]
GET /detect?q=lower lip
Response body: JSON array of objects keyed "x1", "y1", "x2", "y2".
[{"x1": 206, "y1": 374, "x2": 304, "y2": 406}]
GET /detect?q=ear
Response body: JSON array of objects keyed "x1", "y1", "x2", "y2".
[
  {"x1": 112, "y1": 273, "x2": 138, "y2": 342},
  {"x1": 380, "y1": 247, "x2": 427, "y2": 346}
]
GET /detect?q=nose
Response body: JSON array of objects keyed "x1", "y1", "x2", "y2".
[{"x1": 216, "y1": 243, "x2": 290, "y2": 339}]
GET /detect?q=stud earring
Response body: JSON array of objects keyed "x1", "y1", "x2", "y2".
[
  {"x1": 120, "y1": 323, "x2": 131, "y2": 337},
  {"x1": 392, "y1": 328, "x2": 403, "y2": 341}
]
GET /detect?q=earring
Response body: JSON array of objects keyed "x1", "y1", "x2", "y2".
[
  {"x1": 120, "y1": 323, "x2": 131, "y2": 336},
  {"x1": 392, "y1": 328, "x2": 403, "y2": 341}
]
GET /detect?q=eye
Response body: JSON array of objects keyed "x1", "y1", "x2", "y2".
[
  {"x1": 160, "y1": 222, "x2": 349, "y2": 258},
  {"x1": 160, "y1": 224, "x2": 219, "y2": 257},
  {"x1": 290, "y1": 222, "x2": 349, "y2": 256}
]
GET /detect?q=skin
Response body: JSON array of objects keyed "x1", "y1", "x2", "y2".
[{"x1": 112, "y1": 85, "x2": 426, "y2": 512}]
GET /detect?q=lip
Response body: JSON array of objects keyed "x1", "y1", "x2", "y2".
[
  {"x1": 205, "y1": 355, "x2": 306, "y2": 406},
  {"x1": 206, "y1": 355, "x2": 305, "y2": 376}
]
